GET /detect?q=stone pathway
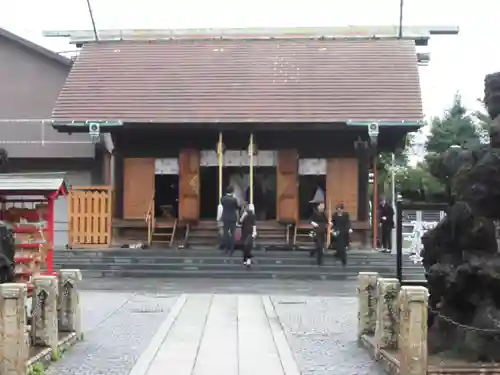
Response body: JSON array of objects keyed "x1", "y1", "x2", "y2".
[
  {"x1": 129, "y1": 294, "x2": 300, "y2": 375},
  {"x1": 46, "y1": 281, "x2": 384, "y2": 375}
]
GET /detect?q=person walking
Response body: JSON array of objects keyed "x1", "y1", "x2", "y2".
[
  {"x1": 332, "y1": 203, "x2": 352, "y2": 267},
  {"x1": 239, "y1": 204, "x2": 257, "y2": 266},
  {"x1": 220, "y1": 186, "x2": 239, "y2": 255},
  {"x1": 310, "y1": 202, "x2": 328, "y2": 266},
  {"x1": 379, "y1": 198, "x2": 395, "y2": 253}
]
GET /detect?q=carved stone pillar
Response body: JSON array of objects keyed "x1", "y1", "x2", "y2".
[
  {"x1": 0, "y1": 283, "x2": 28, "y2": 375},
  {"x1": 398, "y1": 286, "x2": 428, "y2": 375},
  {"x1": 374, "y1": 278, "x2": 400, "y2": 358},
  {"x1": 31, "y1": 275, "x2": 59, "y2": 351},
  {"x1": 58, "y1": 269, "x2": 82, "y2": 338},
  {"x1": 357, "y1": 272, "x2": 379, "y2": 340}
]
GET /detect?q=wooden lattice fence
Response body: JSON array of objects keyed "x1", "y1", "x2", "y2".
[{"x1": 68, "y1": 186, "x2": 112, "y2": 248}]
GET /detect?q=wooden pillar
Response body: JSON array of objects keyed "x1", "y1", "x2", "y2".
[
  {"x1": 276, "y1": 150, "x2": 298, "y2": 223},
  {"x1": 114, "y1": 151, "x2": 124, "y2": 219},
  {"x1": 326, "y1": 158, "x2": 358, "y2": 220},
  {"x1": 179, "y1": 149, "x2": 200, "y2": 222},
  {"x1": 357, "y1": 150, "x2": 369, "y2": 222},
  {"x1": 123, "y1": 158, "x2": 155, "y2": 219}
]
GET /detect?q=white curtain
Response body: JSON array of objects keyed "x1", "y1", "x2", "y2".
[{"x1": 229, "y1": 173, "x2": 249, "y2": 205}]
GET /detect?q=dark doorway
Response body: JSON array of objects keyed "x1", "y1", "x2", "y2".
[
  {"x1": 154, "y1": 175, "x2": 179, "y2": 219},
  {"x1": 299, "y1": 175, "x2": 326, "y2": 220},
  {"x1": 200, "y1": 167, "x2": 218, "y2": 219},
  {"x1": 200, "y1": 166, "x2": 277, "y2": 219}
]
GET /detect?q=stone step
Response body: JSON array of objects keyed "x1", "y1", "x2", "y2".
[
  {"x1": 53, "y1": 259, "x2": 422, "y2": 272},
  {"x1": 53, "y1": 254, "x2": 421, "y2": 268},
  {"x1": 64, "y1": 267, "x2": 426, "y2": 281}
]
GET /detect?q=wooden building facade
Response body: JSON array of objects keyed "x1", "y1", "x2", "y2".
[{"x1": 50, "y1": 28, "x2": 424, "y2": 247}]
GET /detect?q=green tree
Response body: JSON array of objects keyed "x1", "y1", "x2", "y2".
[
  {"x1": 426, "y1": 93, "x2": 480, "y2": 155},
  {"x1": 397, "y1": 162, "x2": 446, "y2": 201},
  {"x1": 473, "y1": 98, "x2": 493, "y2": 142}
]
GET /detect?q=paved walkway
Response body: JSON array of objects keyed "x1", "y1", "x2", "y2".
[
  {"x1": 131, "y1": 294, "x2": 299, "y2": 375},
  {"x1": 47, "y1": 280, "x2": 384, "y2": 375}
]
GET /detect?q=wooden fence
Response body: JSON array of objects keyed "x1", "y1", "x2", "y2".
[{"x1": 68, "y1": 186, "x2": 113, "y2": 248}]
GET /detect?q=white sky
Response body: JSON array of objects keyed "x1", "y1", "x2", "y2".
[{"x1": 0, "y1": 0, "x2": 498, "y2": 120}]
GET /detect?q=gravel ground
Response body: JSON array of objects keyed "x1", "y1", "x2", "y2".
[
  {"x1": 46, "y1": 291, "x2": 180, "y2": 375},
  {"x1": 271, "y1": 295, "x2": 385, "y2": 375}
]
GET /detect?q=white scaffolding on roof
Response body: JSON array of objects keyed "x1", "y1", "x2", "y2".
[{"x1": 42, "y1": 25, "x2": 459, "y2": 44}]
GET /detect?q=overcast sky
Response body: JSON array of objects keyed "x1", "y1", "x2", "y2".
[{"x1": 1, "y1": 0, "x2": 497, "y2": 120}]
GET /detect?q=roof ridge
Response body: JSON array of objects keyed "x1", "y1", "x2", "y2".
[{"x1": 0, "y1": 28, "x2": 71, "y2": 66}]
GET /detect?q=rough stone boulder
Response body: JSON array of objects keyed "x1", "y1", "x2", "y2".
[{"x1": 420, "y1": 72, "x2": 500, "y2": 361}]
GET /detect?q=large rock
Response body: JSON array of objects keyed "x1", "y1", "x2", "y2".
[{"x1": 422, "y1": 76, "x2": 500, "y2": 360}]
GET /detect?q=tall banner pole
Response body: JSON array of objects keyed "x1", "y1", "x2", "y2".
[
  {"x1": 217, "y1": 132, "x2": 223, "y2": 199},
  {"x1": 372, "y1": 154, "x2": 378, "y2": 249},
  {"x1": 391, "y1": 153, "x2": 396, "y2": 253},
  {"x1": 249, "y1": 134, "x2": 254, "y2": 205}
]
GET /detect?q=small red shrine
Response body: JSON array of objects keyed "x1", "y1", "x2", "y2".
[{"x1": 0, "y1": 173, "x2": 67, "y2": 282}]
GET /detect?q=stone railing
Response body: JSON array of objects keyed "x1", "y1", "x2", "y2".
[
  {"x1": 357, "y1": 272, "x2": 428, "y2": 375},
  {"x1": 0, "y1": 269, "x2": 82, "y2": 375}
]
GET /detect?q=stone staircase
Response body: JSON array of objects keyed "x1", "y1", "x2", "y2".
[
  {"x1": 53, "y1": 248, "x2": 426, "y2": 281},
  {"x1": 187, "y1": 220, "x2": 292, "y2": 250}
]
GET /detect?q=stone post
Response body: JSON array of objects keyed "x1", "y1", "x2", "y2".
[
  {"x1": 357, "y1": 272, "x2": 379, "y2": 340},
  {"x1": 31, "y1": 275, "x2": 59, "y2": 351},
  {"x1": 0, "y1": 283, "x2": 28, "y2": 375},
  {"x1": 398, "y1": 286, "x2": 428, "y2": 375},
  {"x1": 58, "y1": 269, "x2": 82, "y2": 338},
  {"x1": 374, "y1": 278, "x2": 400, "y2": 359}
]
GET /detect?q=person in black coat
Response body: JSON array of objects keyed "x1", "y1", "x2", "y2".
[
  {"x1": 220, "y1": 186, "x2": 239, "y2": 255},
  {"x1": 332, "y1": 203, "x2": 352, "y2": 267},
  {"x1": 310, "y1": 202, "x2": 328, "y2": 266},
  {"x1": 379, "y1": 198, "x2": 395, "y2": 252},
  {"x1": 239, "y1": 203, "x2": 257, "y2": 266}
]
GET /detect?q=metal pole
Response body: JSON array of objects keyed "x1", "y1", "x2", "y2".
[
  {"x1": 249, "y1": 134, "x2": 254, "y2": 205},
  {"x1": 398, "y1": 0, "x2": 404, "y2": 38},
  {"x1": 217, "y1": 132, "x2": 223, "y2": 199},
  {"x1": 396, "y1": 199, "x2": 403, "y2": 283},
  {"x1": 85, "y1": 0, "x2": 99, "y2": 42},
  {"x1": 372, "y1": 154, "x2": 378, "y2": 249},
  {"x1": 391, "y1": 153, "x2": 396, "y2": 253}
]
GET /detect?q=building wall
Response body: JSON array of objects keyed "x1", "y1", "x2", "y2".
[
  {"x1": 0, "y1": 34, "x2": 95, "y2": 158},
  {"x1": 113, "y1": 130, "x2": 369, "y2": 224}
]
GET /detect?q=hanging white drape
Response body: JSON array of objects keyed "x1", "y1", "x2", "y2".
[{"x1": 229, "y1": 173, "x2": 249, "y2": 205}]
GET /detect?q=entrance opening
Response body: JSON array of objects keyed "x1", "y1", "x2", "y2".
[
  {"x1": 299, "y1": 175, "x2": 326, "y2": 220},
  {"x1": 200, "y1": 167, "x2": 218, "y2": 219},
  {"x1": 154, "y1": 175, "x2": 179, "y2": 219},
  {"x1": 199, "y1": 166, "x2": 277, "y2": 220}
]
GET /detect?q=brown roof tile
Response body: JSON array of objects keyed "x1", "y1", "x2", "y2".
[{"x1": 52, "y1": 38, "x2": 423, "y2": 123}]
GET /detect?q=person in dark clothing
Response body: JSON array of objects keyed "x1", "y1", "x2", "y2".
[
  {"x1": 310, "y1": 202, "x2": 328, "y2": 266},
  {"x1": 332, "y1": 203, "x2": 352, "y2": 267},
  {"x1": 221, "y1": 186, "x2": 239, "y2": 255},
  {"x1": 239, "y1": 204, "x2": 257, "y2": 266},
  {"x1": 379, "y1": 198, "x2": 395, "y2": 253}
]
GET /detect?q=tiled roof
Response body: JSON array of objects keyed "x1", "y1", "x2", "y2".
[{"x1": 52, "y1": 38, "x2": 423, "y2": 123}]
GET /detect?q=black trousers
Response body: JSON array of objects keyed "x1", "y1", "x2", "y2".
[
  {"x1": 335, "y1": 233, "x2": 348, "y2": 266},
  {"x1": 223, "y1": 221, "x2": 237, "y2": 253},
  {"x1": 242, "y1": 236, "x2": 253, "y2": 262},
  {"x1": 314, "y1": 235, "x2": 325, "y2": 266},
  {"x1": 381, "y1": 225, "x2": 392, "y2": 250}
]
